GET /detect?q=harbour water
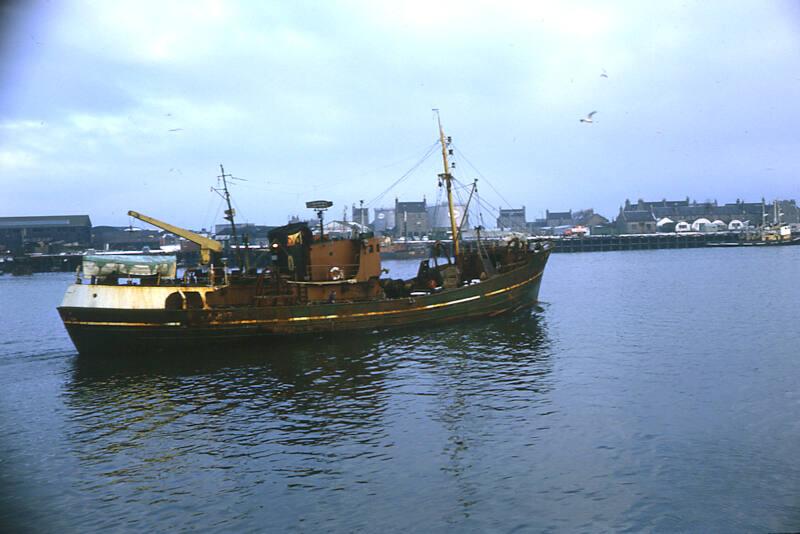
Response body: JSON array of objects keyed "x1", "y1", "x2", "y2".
[{"x1": 1, "y1": 247, "x2": 799, "y2": 532}]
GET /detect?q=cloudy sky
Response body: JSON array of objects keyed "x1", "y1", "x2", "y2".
[{"x1": 2, "y1": 1, "x2": 799, "y2": 228}]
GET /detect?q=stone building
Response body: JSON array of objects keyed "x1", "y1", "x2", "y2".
[
  {"x1": 572, "y1": 209, "x2": 610, "y2": 228},
  {"x1": 394, "y1": 199, "x2": 429, "y2": 238},
  {"x1": 497, "y1": 207, "x2": 526, "y2": 231},
  {"x1": 616, "y1": 198, "x2": 800, "y2": 233},
  {"x1": 618, "y1": 197, "x2": 799, "y2": 233},
  {"x1": 616, "y1": 210, "x2": 657, "y2": 234},
  {"x1": 526, "y1": 208, "x2": 610, "y2": 235},
  {"x1": 92, "y1": 226, "x2": 162, "y2": 251},
  {"x1": 351, "y1": 205, "x2": 370, "y2": 227},
  {"x1": 0, "y1": 215, "x2": 92, "y2": 254},
  {"x1": 545, "y1": 210, "x2": 573, "y2": 227}
]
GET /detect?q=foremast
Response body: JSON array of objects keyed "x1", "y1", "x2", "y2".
[
  {"x1": 434, "y1": 110, "x2": 460, "y2": 258},
  {"x1": 216, "y1": 164, "x2": 243, "y2": 269}
]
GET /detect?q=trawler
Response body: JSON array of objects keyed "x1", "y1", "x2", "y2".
[{"x1": 58, "y1": 118, "x2": 552, "y2": 354}]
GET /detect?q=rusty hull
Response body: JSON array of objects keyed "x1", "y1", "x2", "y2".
[{"x1": 58, "y1": 246, "x2": 550, "y2": 355}]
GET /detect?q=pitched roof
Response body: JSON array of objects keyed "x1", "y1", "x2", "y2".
[
  {"x1": 620, "y1": 210, "x2": 656, "y2": 222},
  {"x1": 647, "y1": 199, "x2": 689, "y2": 208},
  {"x1": 395, "y1": 201, "x2": 427, "y2": 213},
  {"x1": 0, "y1": 215, "x2": 92, "y2": 228},
  {"x1": 546, "y1": 211, "x2": 572, "y2": 219},
  {"x1": 574, "y1": 212, "x2": 608, "y2": 225}
]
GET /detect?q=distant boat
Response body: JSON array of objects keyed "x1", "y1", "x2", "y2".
[
  {"x1": 707, "y1": 224, "x2": 800, "y2": 247},
  {"x1": 58, "y1": 119, "x2": 552, "y2": 355}
]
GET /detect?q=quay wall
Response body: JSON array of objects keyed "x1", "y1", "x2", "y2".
[
  {"x1": 534, "y1": 232, "x2": 742, "y2": 253},
  {"x1": 4, "y1": 232, "x2": 795, "y2": 274}
]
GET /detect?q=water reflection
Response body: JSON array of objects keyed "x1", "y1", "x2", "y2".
[
  {"x1": 67, "y1": 333, "x2": 396, "y2": 471},
  {"x1": 404, "y1": 311, "x2": 554, "y2": 519},
  {"x1": 61, "y1": 310, "x2": 553, "y2": 530}
]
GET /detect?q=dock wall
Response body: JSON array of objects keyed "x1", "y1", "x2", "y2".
[{"x1": 534, "y1": 232, "x2": 741, "y2": 253}]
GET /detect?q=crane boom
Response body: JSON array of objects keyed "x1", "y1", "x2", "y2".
[{"x1": 128, "y1": 210, "x2": 222, "y2": 264}]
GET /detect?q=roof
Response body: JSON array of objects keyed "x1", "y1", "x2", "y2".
[
  {"x1": 647, "y1": 199, "x2": 689, "y2": 208},
  {"x1": 546, "y1": 211, "x2": 572, "y2": 219},
  {"x1": 574, "y1": 212, "x2": 609, "y2": 225},
  {"x1": 620, "y1": 210, "x2": 656, "y2": 222},
  {"x1": 395, "y1": 201, "x2": 427, "y2": 213},
  {"x1": 651, "y1": 205, "x2": 716, "y2": 218},
  {"x1": 0, "y1": 215, "x2": 92, "y2": 228},
  {"x1": 499, "y1": 208, "x2": 526, "y2": 216}
]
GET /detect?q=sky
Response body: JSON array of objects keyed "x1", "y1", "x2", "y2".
[{"x1": 1, "y1": 0, "x2": 800, "y2": 229}]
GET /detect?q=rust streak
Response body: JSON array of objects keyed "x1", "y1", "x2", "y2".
[
  {"x1": 64, "y1": 272, "x2": 543, "y2": 328},
  {"x1": 63, "y1": 321, "x2": 181, "y2": 327}
]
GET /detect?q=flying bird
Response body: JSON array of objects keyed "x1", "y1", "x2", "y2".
[
  {"x1": 167, "y1": 128, "x2": 183, "y2": 132},
  {"x1": 580, "y1": 111, "x2": 597, "y2": 123},
  {"x1": 600, "y1": 69, "x2": 608, "y2": 78}
]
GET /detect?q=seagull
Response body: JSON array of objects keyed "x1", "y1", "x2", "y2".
[{"x1": 580, "y1": 111, "x2": 597, "y2": 123}]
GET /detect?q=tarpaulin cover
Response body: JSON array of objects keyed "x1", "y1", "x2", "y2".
[{"x1": 82, "y1": 255, "x2": 177, "y2": 277}]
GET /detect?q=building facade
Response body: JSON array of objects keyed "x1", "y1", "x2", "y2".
[
  {"x1": 497, "y1": 208, "x2": 526, "y2": 231},
  {"x1": 372, "y1": 208, "x2": 396, "y2": 234},
  {"x1": 428, "y1": 202, "x2": 468, "y2": 232},
  {"x1": 394, "y1": 199, "x2": 429, "y2": 238},
  {"x1": 92, "y1": 226, "x2": 162, "y2": 251},
  {"x1": 351, "y1": 205, "x2": 370, "y2": 227},
  {"x1": 545, "y1": 210, "x2": 573, "y2": 227},
  {"x1": 617, "y1": 197, "x2": 799, "y2": 233},
  {"x1": 0, "y1": 215, "x2": 92, "y2": 254},
  {"x1": 616, "y1": 210, "x2": 658, "y2": 234}
]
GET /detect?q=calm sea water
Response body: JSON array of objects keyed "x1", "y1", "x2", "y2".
[{"x1": 1, "y1": 247, "x2": 799, "y2": 532}]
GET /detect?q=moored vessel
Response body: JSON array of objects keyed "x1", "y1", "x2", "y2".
[{"x1": 58, "y1": 118, "x2": 552, "y2": 355}]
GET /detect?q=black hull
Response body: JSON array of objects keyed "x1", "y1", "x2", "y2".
[{"x1": 59, "y1": 250, "x2": 550, "y2": 355}]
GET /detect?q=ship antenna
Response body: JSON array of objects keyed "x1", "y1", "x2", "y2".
[
  {"x1": 433, "y1": 109, "x2": 460, "y2": 258},
  {"x1": 215, "y1": 164, "x2": 243, "y2": 270}
]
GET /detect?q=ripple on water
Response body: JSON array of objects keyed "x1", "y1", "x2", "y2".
[{"x1": 3, "y1": 251, "x2": 800, "y2": 531}]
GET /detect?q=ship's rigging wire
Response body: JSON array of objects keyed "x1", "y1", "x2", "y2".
[
  {"x1": 476, "y1": 182, "x2": 486, "y2": 228},
  {"x1": 452, "y1": 176, "x2": 504, "y2": 227},
  {"x1": 452, "y1": 145, "x2": 516, "y2": 210},
  {"x1": 201, "y1": 190, "x2": 217, "y2": 233},
  {"x1": 430, "y1": 182, "x2": 444, "y2": 234},
  {"x1": 366, "y1": 140, "x2": 440, "y2": 208},
  {"x1": 202, "y1": 171, "x2": 228, "y2": 232},
  {"x1": 210, "y1": 198, "x2": 224, "y2": 233},
  {"x1": 201, "y1": 138, "x2": 510, "y2": 233}
]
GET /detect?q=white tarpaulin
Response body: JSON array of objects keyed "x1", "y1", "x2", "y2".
[{"x1": 82, "y1": 255, "x2": 177, "y2": 277}]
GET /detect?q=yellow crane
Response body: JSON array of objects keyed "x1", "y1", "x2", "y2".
[{"x1": 128, "y1": 210, "x2": 223, "y2": 265}]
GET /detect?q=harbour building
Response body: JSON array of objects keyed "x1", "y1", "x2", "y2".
[
  {"x1": 372, "y1": 208, "x2": 396, "y2": 234},
  {"x1": 616, "y1": 198, "x2": 799, "y2": 234},
  {"x1": 394, "y1": 199, "x2": 429, "y2": 238},
  {"x1": 497, "y1": 208, "x2": 527, "y2": 232},
  {"x1": 428, "y1": 202, "x2": 468, "y2": 233},
  {"x1": 0, "y1": 215, "x2": 92, "y2": 254}
]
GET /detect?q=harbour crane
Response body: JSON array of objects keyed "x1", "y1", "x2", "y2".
[{"x1": 127, "y1": 210, "x2": 223, "y2": 265}]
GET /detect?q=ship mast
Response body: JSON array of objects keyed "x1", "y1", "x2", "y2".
[
  {"x1": 216, "y1": 164, "x2": 243, "y2": 269},
  {"x1": 434, "y1": 110, "x2": 460, "y2": 257}
]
